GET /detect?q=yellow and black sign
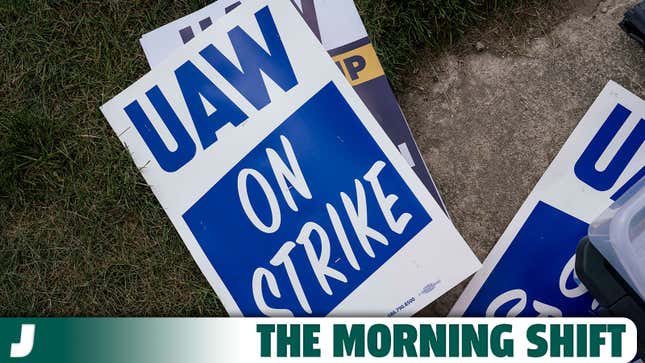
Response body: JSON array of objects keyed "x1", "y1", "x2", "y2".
[{"x1": 332, "y1": 43, "x2": 385, "y2": 87}]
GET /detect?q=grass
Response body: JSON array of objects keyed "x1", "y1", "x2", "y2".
[
  {"x1": 1, "y1": 0, "x2": 552, "y2": 316},
  {"x1": 355, "y1": 0, "x2": 556, "y2": 88}
]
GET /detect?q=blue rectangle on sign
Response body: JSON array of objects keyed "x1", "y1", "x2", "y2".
[
  {"x1": 463, "y1": 201, "x2": 595, "y2": 317},
  {"x1": 183, "y1": 82, "x2": 432, "y2": 316}
]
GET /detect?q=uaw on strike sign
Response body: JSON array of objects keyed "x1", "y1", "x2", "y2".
[
  {"x1": 452, "y1": 81, "x2": 644, "y2": 318},
  {"x1": 140, "y1": 0, "x2": 449, "y2": 214},
  {"x1": 101, "y1": 0, "x2": 480, "y2": 317}
]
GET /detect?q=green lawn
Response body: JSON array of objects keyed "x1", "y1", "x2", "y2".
[{"x1": 1, "y1": 0, "x2": 548, "y2": 316}]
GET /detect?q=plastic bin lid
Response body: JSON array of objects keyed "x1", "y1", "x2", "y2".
[{"x1": 588, "y1": 176, "x2": 645, "y2": 301}]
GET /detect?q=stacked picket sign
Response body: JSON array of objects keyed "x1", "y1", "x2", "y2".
[{"x1": 101, "y1": 0, "x2": 481, "y2": 317}]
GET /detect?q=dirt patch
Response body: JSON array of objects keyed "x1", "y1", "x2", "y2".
[{"x1": 403, "y1": 0, "x2": 645, "y2": 316}]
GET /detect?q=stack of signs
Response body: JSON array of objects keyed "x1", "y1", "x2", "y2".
[
  {"x1": 451, "y1": 81, "x2": 644, "y2": 317},
  {"x1": 139, "y1": 0, "x2": 449, "y2": 213},
  {"x1": 101, "y1": 0, "x2": 480, "y2": 316}
]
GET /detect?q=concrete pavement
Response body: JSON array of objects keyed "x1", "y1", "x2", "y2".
[{"x1": 402, "y1": 0, "x2": 645, "y2": 316}]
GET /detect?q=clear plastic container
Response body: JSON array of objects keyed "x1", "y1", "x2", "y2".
[{"x1": 588, "y1": 176, "x2": 645, "y2": 301}]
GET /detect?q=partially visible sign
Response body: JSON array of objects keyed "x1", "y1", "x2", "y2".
[
  {"x1": 139, "y1": 0, "x2": 449, "y2": 214},
  {"x1": 451, "y1": 81, "x2": 645, "y2": 317},
  {"x1": 103, "y1": 0, "x2": 479, "y2": 317}
]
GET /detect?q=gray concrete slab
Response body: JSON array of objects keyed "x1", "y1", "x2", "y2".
[{"x1": 402, "y1": 0, "x2": 645, "y2": 316}]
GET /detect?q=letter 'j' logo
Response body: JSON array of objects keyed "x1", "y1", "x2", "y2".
[{"x1": 10, "y1": 324, "x2": 35, "y2": 358}]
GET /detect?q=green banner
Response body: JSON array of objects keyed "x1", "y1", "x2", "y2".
[{"x1": 0, "y1": 318, "x2": 637, "y2": 362}]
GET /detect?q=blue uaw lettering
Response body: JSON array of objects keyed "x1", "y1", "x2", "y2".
[
  {"x1": 241, "y1": 136, "x2": 414, "y2": 316},
  {"x1": 124, "y1": 6, "x2": 298, "y2": 172},
  {"x1": 175, "y1": 61, "x2": 248, "y2": 150},
  {"x1": 199, "y1": 6, "x2": 297, "y2": 110},
  {"x1": 124, "y1": 86, "x2": 197, "y2": 172},
  {"x1": 574, "y1": 103, "x2": 644, "y2": 191}
]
